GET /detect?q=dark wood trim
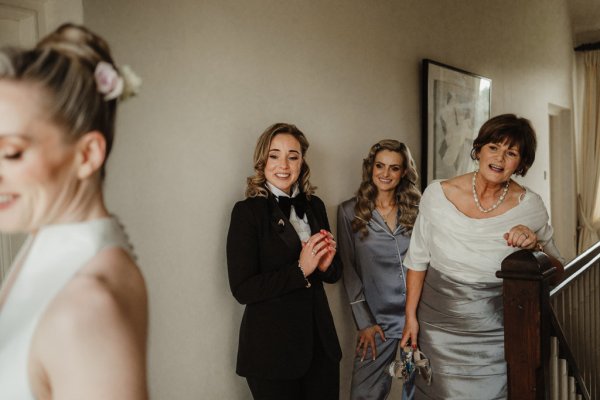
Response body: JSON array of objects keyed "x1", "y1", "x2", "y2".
[
  {"x1": 498, "y1": 248, "x2": 594, "y2": 399},
  {"x1": 575, "y1": 42, "x2": 600, "y2": 52},
  {"x1": 497, "y1": 249, "x2": 555, "y2": 400}
]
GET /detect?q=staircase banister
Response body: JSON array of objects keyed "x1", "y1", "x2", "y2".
[
  {"x1": 497, "y1": 249, "x2": 556, "y2": 400},
  {"x1": 549, "y1": 311, "x2": 591, "y2": 400},
  {"x1": 496, "y1": 249, "x2": 556, "y2": 281},
  {"x1": 551, "y1": 240, "x2": 600, "y2": 296}
]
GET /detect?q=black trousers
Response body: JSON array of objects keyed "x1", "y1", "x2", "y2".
[{"x1": 246, "y1": 330, "x2": 340, "y2": 400}]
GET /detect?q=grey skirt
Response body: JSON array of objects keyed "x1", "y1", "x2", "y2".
[{"x1": 415, "y1": 267, "x2": 507, "y2": 400}]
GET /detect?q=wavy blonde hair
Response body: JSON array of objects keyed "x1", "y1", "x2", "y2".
[
  {"x1": 245, "y1": 123, "x2": 316, "y2": 198},
  {"x1": 352, "y1": 140, "x2": 421, "y2": 238}
]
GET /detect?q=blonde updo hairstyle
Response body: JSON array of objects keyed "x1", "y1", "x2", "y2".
[
  {"x1": 0, "y1": 23, "x2": 118, "y2": 178},
  {"x1": 245, "y1": 123, "x2": 316, "y2": 198},
  {"x1": 352, "y1": 139, "x2": 421, "y2": 238}
]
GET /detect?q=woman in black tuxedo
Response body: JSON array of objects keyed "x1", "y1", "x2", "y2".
[{"x1": 227, "y1": 123, "x2": 342, "y2": 400}]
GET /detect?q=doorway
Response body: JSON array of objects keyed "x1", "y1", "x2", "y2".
[
  {"x1": 549, "y1": 105, "x2": 577, "y2": 261},
  {"x1": 0, "y1": 1, "x2": 44, "y2": 282}
]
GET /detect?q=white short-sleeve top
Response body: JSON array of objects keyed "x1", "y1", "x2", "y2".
[{"x1": 404, "y1": 181, "x2": 561, "y2": 283}]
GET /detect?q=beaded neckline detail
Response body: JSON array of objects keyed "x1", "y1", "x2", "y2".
[{"x1": 472, "y1": 171, "x2": 509, "y2": 213}]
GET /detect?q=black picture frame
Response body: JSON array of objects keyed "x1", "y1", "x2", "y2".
[{"x1": 421, "y1": 59, "x2": 492, "y2": 190}]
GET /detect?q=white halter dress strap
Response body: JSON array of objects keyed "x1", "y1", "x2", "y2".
[{"x1": 0, "y1": 217, "x2": 134, "y2": 400}]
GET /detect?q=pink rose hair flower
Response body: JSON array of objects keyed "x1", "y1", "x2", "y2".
[{"x1": 94, "y1": 61, "x2": 124, "y2": 101}]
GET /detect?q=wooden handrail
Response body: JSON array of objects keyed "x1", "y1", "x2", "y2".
[
  {"x1": 551, "y1": 240, "x2": 600, "y2": 296},
  {"x1": 548, "y1": 241, "x2": 600, "y2": 400},
  {"x1": 498, "y1": 243, "x2": 600, "y2": 400}
]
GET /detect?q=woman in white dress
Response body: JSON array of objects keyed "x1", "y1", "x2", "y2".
[
  {"x1": 400, "y1": 114, "x2": 563, "y2": 399},
  {"x1": 0, "y1": 24, "x2": 147, "y2": 399}
]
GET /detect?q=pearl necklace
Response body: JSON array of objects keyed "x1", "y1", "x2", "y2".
[{"x1": 472, "y1": 171, "x2": 509, "y2": 213}]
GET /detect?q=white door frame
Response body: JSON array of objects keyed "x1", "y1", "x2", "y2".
[
  {"x1": 0, "y1": 0, "x2": 45, "y2": 281},
  {"x1": 548, "y1": 104, "x2": 578, "y2": 261}
]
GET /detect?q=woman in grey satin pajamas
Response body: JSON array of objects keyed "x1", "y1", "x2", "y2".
[{"x1": 338, "y1": 140, "x2": 421, "y2": 400}]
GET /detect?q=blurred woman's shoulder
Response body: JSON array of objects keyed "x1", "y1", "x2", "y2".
[
  {"x1": 29, "y1": 247, "x2": 148, "y2": 397},
  {"x1": 58, "y1": 248, "x2": 147, "y2": 331}
]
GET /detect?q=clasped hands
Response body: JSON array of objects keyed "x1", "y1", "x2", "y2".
[
  {"x1": 298, "y1": 229, "x2": 337, "y2": 276},
  {"x1": 503, "y1": 224, "x2": 539, "y2": 250}
]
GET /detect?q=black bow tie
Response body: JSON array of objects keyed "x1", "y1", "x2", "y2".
[{"x1": 277, "y1": 195, "x2": 307, "y2": 219}]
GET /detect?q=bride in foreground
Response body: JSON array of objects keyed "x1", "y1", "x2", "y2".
[{"x1": 0, "y1": 24, "x2": 148, "y2": 399}]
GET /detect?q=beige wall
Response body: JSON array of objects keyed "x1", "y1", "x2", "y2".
[
  {"x1": 43, "y1": 0, "x2": 83, "y2": 31},
  {"x1": 82, "y1": 0, "x2": 574, "y2": 398}
]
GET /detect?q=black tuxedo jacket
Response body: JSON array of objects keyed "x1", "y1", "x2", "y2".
[{"x1": 226, "y1": 193, "x2": 342, "y2": 379}]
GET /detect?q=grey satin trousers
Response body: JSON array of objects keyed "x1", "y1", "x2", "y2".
[{"x1": 350, "y1": 335, "x2": 415, "y2": 400}]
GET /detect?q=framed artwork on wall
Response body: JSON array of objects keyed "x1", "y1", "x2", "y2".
[{"x1": 421, "y1": 59, "x2": 491, "y2": 188}]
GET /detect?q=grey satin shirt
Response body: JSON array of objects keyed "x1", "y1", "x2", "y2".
[{"x1": 337, "y1": 198, "x2": 410, "y2": 339}]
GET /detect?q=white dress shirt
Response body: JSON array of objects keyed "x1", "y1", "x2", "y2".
[{"x1": 266, "y1": 182, "x2": 312, "y2": 242}]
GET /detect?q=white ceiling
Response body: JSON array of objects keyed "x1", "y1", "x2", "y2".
[{"x1": 567, "y1": 0, "x2": 600, "y2": 44}]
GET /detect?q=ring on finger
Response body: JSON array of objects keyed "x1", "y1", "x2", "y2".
[{"x1": 311, "y1": 249, "x2": 316, "y2": 255}]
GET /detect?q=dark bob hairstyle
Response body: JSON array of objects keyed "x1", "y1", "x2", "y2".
[{"x1": 470, "y1": 114, "x2": 537, "y2": 176}]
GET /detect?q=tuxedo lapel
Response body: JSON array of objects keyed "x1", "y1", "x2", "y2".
[
  {"x1": 305, "y1": 199, "x2": 320, "y2": 235},
  {"x1": 268, "y1": 194, "x2": 302, "y2": 252}
]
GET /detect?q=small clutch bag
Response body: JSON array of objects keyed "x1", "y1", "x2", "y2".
[{"x1": 388, "y1": 345, "x2": 432, "y2": 386}]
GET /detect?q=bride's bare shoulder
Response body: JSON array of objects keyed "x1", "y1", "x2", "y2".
[{"x1": 29, "y1": 248, "x2": 148, "y2": 399}]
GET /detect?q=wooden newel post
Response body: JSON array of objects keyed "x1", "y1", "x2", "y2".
[{"x1": 496, "y1": 250, "x2": 556, "y2": 400}]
